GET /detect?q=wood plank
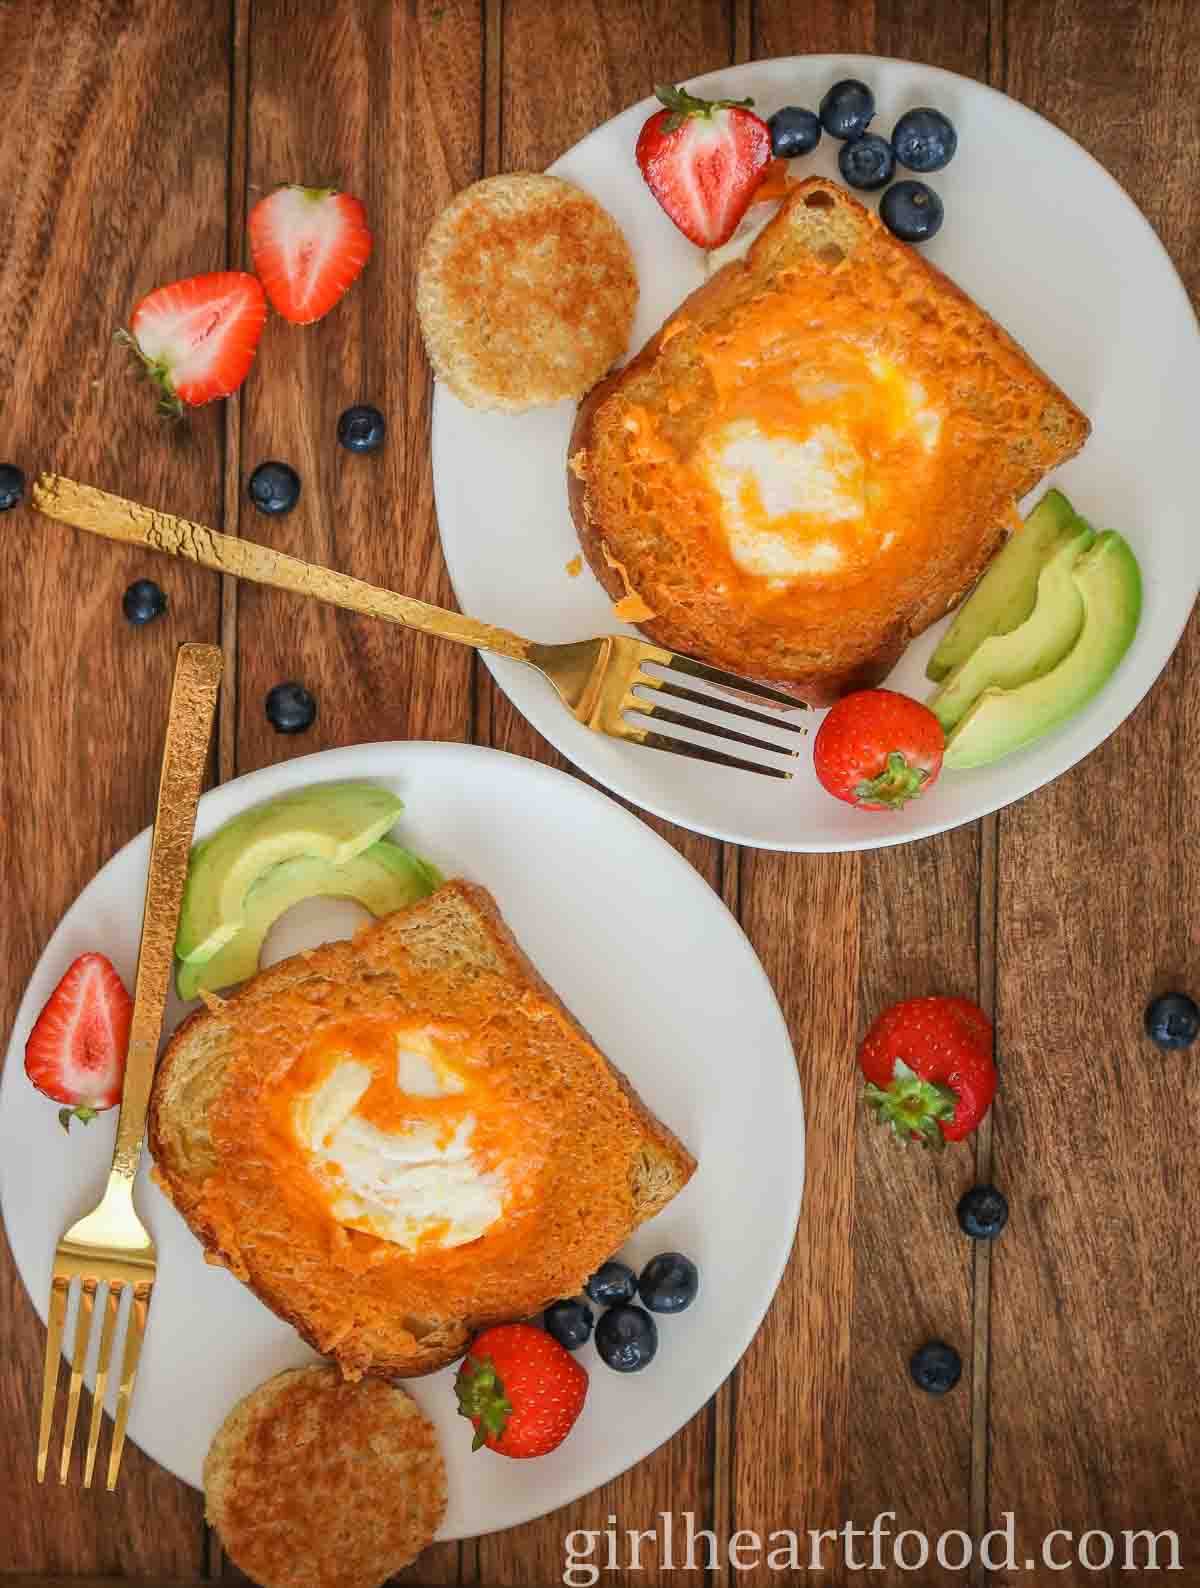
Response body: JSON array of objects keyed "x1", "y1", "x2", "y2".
[
  {"x1": 991, "y1": 0, "x2": 1200, "y2": 1577},
  {"x1": 234, "y1": 0, "x2": 481, "y2": 780},
  {"x1": 474, "y1": 3, "x2": 732, "y2": 1583},
  {"x1": 0, "y1": 0, "x2": 233, "y2": 1574}
]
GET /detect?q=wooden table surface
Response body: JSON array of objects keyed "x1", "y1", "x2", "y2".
[{"x1": 2, "y1": 3, "x2": 1197, "y2": 1586}]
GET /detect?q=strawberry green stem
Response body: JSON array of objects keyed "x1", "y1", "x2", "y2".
[
  {"x1": 854, "y1": 752, "x2": 930, "y2": 809},
  {"x1": 863, "y1": 1059, "x2": 957, "y2": 1149},
  {"x1": 454, "y1": 1353, "x2": 512, "y2": 1451},
  {"x1": 654, "y1": 83, "x2": 755, "y2": 131}
]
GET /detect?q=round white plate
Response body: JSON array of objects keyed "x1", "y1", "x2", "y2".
[
  {"x1": 433, "y1": 55, "x2": 1200, "y2": 852},
  {"x1": 0, "y1": 743, "x2": 803, "y2": 1539}
]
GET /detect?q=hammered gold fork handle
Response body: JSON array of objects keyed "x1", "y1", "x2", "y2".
[{"x1": 32, "y1": 474, "x2": 535, "y2": 663}]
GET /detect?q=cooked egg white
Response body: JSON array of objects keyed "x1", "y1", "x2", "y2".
[{"x1": 292, "y1": 1037, "x2": 505, "y2": 1252}]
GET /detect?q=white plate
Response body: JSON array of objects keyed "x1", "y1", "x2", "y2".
[
  {"x1": 0, "y1": 742, "x2": 803, "y2": 1539},
  {"x1": 433, "y1": 55, "x2": 1200, "y2": 852}
]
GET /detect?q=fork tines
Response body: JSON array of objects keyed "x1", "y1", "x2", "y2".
[
  {"x1": 629, "y1": 654, "x2": 807, "y2": 779},
  {"x1": 39, "y1": 1271, "x2": 152, "y2": 1489}
]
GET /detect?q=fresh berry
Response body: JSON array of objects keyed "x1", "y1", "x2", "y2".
[
  {"x1": 337, "y1": 404, "x2": 386, "y2": 453},
  {"x1": 767, "y1": 106, "x2": 821, "y2": 159},
  {"x1": 544, "y1": 1298, "x2": 594, "y2": 1351},
  {"x1": 957, "y1": 1185, "x2": 1009, "y2": 1240},
  {"x1": 636, "y1": 83, "x2": 773, "y2": 249},
  {"x1": 1144, "y1": 992, "x2": 1200, "y2": 1051},
  {"x1": 455, "y1": 1322, "x2": 587, "y2": 1458},
  {"x1": 910, "y1": 1340, "x2": 962, "y2": 1395},
  {"x1": 122, "y1": 579, "x2": 167, "y2": 626},
  {"x1": 584, "y1": 1259, "x2": 638, "y2": 1307},
  {"x1": 118, "y1": 272, "x2": 266, "y2": 418},
  {"x1": 0, "y1": 463, "x2": 25, "y2": 511},
  {"x1": 265, "y1": 681, "x2": 316, "y2": 734},
  {"x1": 638, "y1": 1252, "x2": 699, "y2": 1314},
  {"x1": 594, "y1": 1304, "x2": 658, "y2": 1372},
  {"x1": 24, "y1": 953, "x2": 132, "y2": 1131},
  {"x1": 837, "y1": 133, "x2": 895, "y2": 191},
  {"x1": 814, "y1": 689, "x2": 945, "y2": 811},
  {"x1": 880, "y1": 180, "x2": 944, "y2": 243},
  {"x1": 248, "y1": 461, "x2": 301, "y2": 516},
  {"x1": 891, "y1": 108, "x2": 958, "y2": 173},
  {"x1": 859, "y1": 995, "x2": 996, "y2": 1149},
  {"x1": 819, "y1": 79, "x2": 875, "y2": 140},
  {"x1": 248, "y1": 185, "x2": 373, "y2": 325}
]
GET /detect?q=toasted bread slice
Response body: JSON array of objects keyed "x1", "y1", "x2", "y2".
[
  {"x1": 204, "y1": 1366, "x2": 446, "y2": 1588},
  {"x1": 568, "y1": 177, "x2": 1090, "y2": 704},
  {"x1": 417, "y1": 173, "x2": 638, "y2": 412},
  {"x1": 150, "y1": 880, "x2": 695, "y2": 1378}
]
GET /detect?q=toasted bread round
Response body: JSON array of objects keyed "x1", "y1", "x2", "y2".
[
  {"x1": 204, "y1": 1366, "x2": 445, "y2": 1588},
  {"x1": 417, "y1": 173, "x2": 637, "y2": 412},
  {"x1": 568, "y1": 177, "x2": 1090, "y2": 705},
  {"x1": 149, "y1": 882, "x2": 695, "y2": 1379}
]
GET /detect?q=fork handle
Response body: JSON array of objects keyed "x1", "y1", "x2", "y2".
[{"x1": 31, "y1": 475, "x2": 535, "y2": 663}]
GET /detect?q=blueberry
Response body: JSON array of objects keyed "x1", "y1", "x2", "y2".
[
  {"x1": 837, "y1": 133, "x2": 895, "y2": 191},
  {"x1": 122, "y1": 579, "x2": 168, "y2": 626},
  {"x1": 544, "y1": 1297, "x2": 594, "y2": 1351},
  {"x1": 638, "y1": 1252, "x2": 699, "y2": 1314},
  {"x1": 0, "y1": 463, "x2": 25, "y2": 512},
  {"x1": 265, "y1": 681, "x2": 316, "y2": 734},
  {"x1": 892, "y1": 107, "x2": 958, "y2": 173},
  {"x1": 819, "y1": 79, "x2": 875, "y2": 141},
  {"x1": 880, "y1": 180, "x2": 944, "y2": 243},
  {"x1": 767, "y1": 106, "x2": 821, "y2": 159},
  {"x1": 595, "y1": 1304, "x2": 658, "y2": 1372},
  {"x1": 957, "y1": 1185, "x2": 1009, "y2": 1241},
  {"x1": 337, "y1": 404, "x2": 386, "y2": 454},
  {"x1": 248, "y1": 461, "x2": 301, "y2": 516},
  {"x1": 584, "y1": 1260, "x2": 637, "y2": 1307},
  {"x1": 910, "y1": 1339, "x2": 962, "y2": 1396},
  {"x1": 1144, "y1": 992, "x2": 1200, "y2": 1051}
]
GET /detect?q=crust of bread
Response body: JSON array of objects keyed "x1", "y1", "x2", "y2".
[
  {"x1": 150, "y1": 881, "x2": 695, "y2": 1378},
  {"x1": 568, "y1": 176, "x2": 1090, "y2": 705},
  {"x1": 204, "y1": 1365, "x2": 446, "y2": 1588}
]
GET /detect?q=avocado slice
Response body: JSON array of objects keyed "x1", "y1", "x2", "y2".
[
  {"x1": 176, "y1": 781, "x2": 405, "y2": 965},
  {"x1": 943, "y1": 531, "x2": 1141, "y2": 771},
  {"x1": 176, "y1": 839, "x2": 442, "y2": 1000},
  {"x1": 930, "y1": 520, "x2": 1096, "y2": 733},
  {"x1": 927, "y1": 489, "x2": 1083, "y2": 682}
]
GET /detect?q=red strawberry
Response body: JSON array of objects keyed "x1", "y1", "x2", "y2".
[
  {"x1": 24, "y1": 954, "x2": 133, "y2": 1132},
  {"x1": 119, "y1": 272, "x2": 267, "y2": 418},
  {"x1": 858, "y1": 996, "x2": 996, "y2": 1148},
  {"x1": 454, "y1": 1322, "x2": 587, "y2": 1459},
  {"x1": 813, "y1": 689, "x2": 945, "y2": 811},
  {"x1": 248, "y1": 185, "x2": 373, "y2": 324},
  {"x1": 636, "y1": 84, "x2": 772, "y2": 249}
]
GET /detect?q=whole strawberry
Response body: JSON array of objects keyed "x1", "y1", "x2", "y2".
[
  {"x1": 858, "y1": 995, "x2": 995, "y2": 1148},
  {"x1": 814, "y1": 689, "x2": 944, "y2": 811},
  {"x1": 455, "y1": 1322, "x2": 587, "y2": 1459},
  {"x1": 636, "y1": 84, "x2": 772, "y2": 249}
]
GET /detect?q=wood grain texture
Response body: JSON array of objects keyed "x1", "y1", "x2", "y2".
[
  {"x1": 0, "y1": 0, "x2": 230, "y2": 1574},
  {"x1": 991, "y1": 2, "x2": 1200, "y2": 1579}
]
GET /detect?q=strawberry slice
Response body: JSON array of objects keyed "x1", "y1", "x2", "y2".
[
  {"x1": 119, "y1": 272, "x2": 267, "y2": 418},
  {"x1": 25, "y1": 953, "x2": 132, "y2": 1132},
  {"x1": 636, "y1": 83, "x2": 772, "y2": 249},
  {"x1": 248, "y1": 185, "x2": 373, "y2": 324}
]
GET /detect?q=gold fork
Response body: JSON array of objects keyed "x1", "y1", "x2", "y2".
[
  {"x1": 37, "y1": 642, "x2": 222, "y2": 1489},
  {"x1": 31, "y1": 475, "x2": 805, "y2": 778}
]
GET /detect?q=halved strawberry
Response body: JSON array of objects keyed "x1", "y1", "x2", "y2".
[
  {"x1": 636, "y1": 83, "x2": 772, "y2": 249},
  {"x1": 248, "y1": 185, "x2": 373, "y2": 324},
  {"x1": 25, "y1": 953, "x2": 132, "y2": 1132},
  {"x1": 119, "y1": 272, "x2": 267, "y2": 418}
]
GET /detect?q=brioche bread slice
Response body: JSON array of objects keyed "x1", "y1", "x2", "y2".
[
  {"x1": 568, "y1": 176, "x2": 1090, "y2": 705},
  {"x1": 149, "y1": 880, "x2": 695, "y2": 1378},
  {"x1": 204, "y1": 1366, "x2": 446, "y2": 1588}
]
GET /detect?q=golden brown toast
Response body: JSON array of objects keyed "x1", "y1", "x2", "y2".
[
  {"x1": 204, "y1": 1366, "x2": 446, "y2": 1588},
  {"x1": 568, "y1": 177, "x2": 1090, "y2": 705},
  {"x1": 149, "y1": 880, "x2": 695, "y2": 1378}
]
